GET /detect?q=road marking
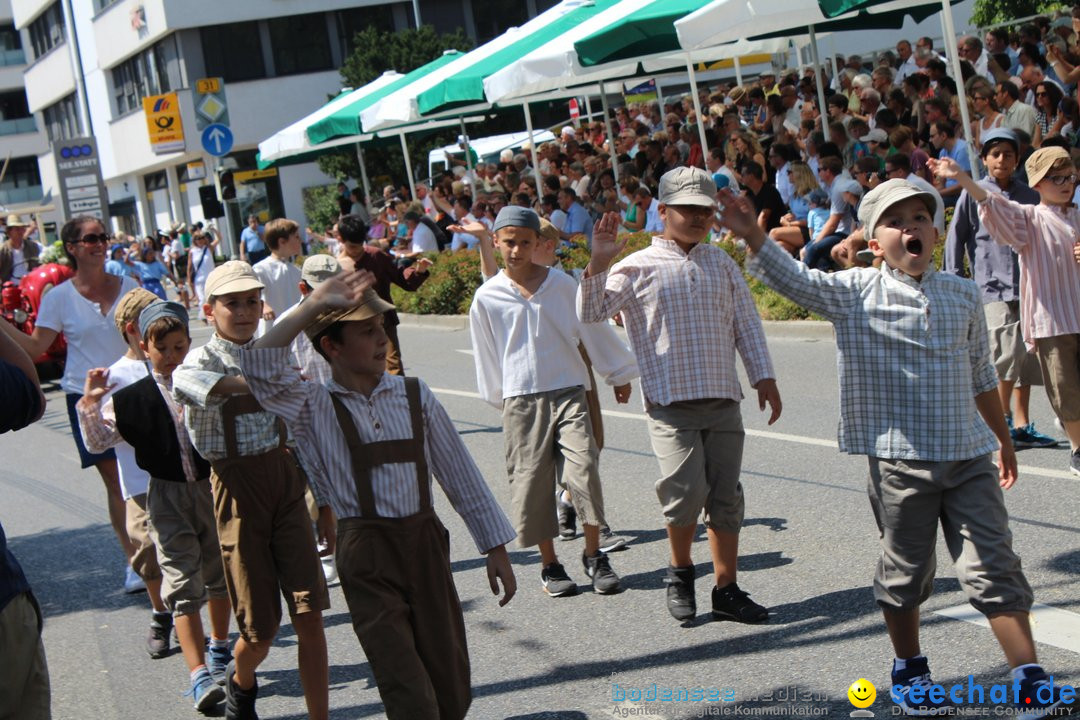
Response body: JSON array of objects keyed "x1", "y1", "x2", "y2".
[
  {"x1": 429, "y1": 387, "x2": 1074, "y2": 481},
  {"x1": 934, "y1": 603, "x2": 1080, "y2": 653},
  {"x1": 455, "y1": 349, "x2": 474, "y2": 356}
]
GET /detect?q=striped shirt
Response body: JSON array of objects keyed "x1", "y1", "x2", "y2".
[
  {"x1": 978, "y1": 192, "x2": 1080, "y2": 351},
  {"x1": 241, "y1": 347, "x2": 516, "y2": 554},
  {"x1": 275, "y1": 298, "x2": 333, "y2": 386},
  {"x1": 747, "y1": 239, "x2": 999, "y2": 461},
  {"x1": 577, "y1": 236, "x2": 775, "y2": 408}
]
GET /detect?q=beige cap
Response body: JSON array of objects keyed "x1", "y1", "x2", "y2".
[
  {"x1": 301, "y1": 255, "x2": 342, "y2": 288},
  {"x1": 5, "y1": 214, "x2": 28, "y2": 227},
  {"x1": 113, "y1": 287, "x2": 162, "y2": 336},
  {"x1": 538, "y1": 217, "x2": 560, "y2": 242},
  {"x1": 658, "y1": 166, "x2": 717, "y2": 207},
  {"x1": 1025, "y1": 146, "x2": 1072, "y2": 188},
  {"x1": 857, "y1": 179, "x2": 937, "y2": 240},
  {"x1": 204, "y1": 260, "x2": 265, "y2": 299},
  {"x1": 727, "y1": 86, "x2": 747, "y2": 104},
  {"x1": 304, "y1": 288, "x2": 394, "y2": 339}
]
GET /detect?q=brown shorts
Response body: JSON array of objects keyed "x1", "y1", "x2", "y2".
[
  {"x1": 985, "y1": 301, "x2": 1042, "y2": 386},
  {"x1": 211, "y1": 448, "x2": 330, "y2": 643},
  {"x1": 126, "y1": 494, "x2": 162, "y2": 582},
  {"x1": 1036, "y1": 334, "x2": 1080, "y2": 422}
]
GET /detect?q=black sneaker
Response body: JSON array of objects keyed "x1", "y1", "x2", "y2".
[
  {"x1": 891, "y1": 656, "x2": 955, "y2": 716},
  {"x1": 664, "y1": 565, "x2": 696, "y2": 621},
  {"x1": 541, "y1": 562, "x2": 578, "y2": 597},
  {"x1": 1071, "y1": 449, "x2": 1080, "y2": 479},
  {"x1": 598, "y1": 525, "x2": 628, "y2": 552},
  {"x1": 557, "y1": 493, "x2": 577, "y2": 541},
  {"x1": 582, "y1": 551, "x2": 621, "y2": 594},
  {"x1": 711, "y1": 582, "x2": 768, "y2": 624},
  {"x1": 224, "y1": 660, "x2": 259, "y2": 720},
  {"x1": 1016, "y1": 665, "x2": 1076, "y2": 719},
  {"x1": 146, "y1": 613, "x2": 172, "y2": 659}
]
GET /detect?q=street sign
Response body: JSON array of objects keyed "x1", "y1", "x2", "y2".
[
  {"x1": 193, "y1": 76, "x2": 229, "y2": 132},
  {"x1": 201, "y1": 123, "x2": 233, "y2": 157},
  {"x1": 143, "y1": 92, "x2": 185, "y2": 154},
  {"x1": 53, "y1": 137, "x2": 110, "y2": 227}
]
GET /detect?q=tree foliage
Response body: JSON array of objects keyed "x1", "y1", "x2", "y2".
[
  {"x1": 969, "y1": 0, "x2": 1063, "y2": 28},
  {"x1": 317, "y1": 26, "x2": 475, "y2": 196}
]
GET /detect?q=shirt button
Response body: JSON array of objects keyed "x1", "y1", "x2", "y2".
[{"x1": 374, "y1": 422, "x2": 381, "y2": 430}]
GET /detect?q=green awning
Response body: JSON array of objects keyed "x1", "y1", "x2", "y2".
[
  {"x1": 415, "y1": 0, "x2": 619, "y2": 116},
  {"x1": 750, "y1": 2, "x2": 945, "y2": 40},
  {"x1": 306, "y1": 50, "x2": 464, "y2": 145},
  {"x1": 573, "y1": 0, "x2": 711, "y2": 68}
]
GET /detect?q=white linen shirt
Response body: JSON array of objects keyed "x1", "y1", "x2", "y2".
[{"x1": 252, "y1": 255, "x2": 301, "y2": 336}]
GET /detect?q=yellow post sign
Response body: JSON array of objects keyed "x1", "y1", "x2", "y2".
[{"x1": 143, "y1": 92, "x2": 185, "y2": 155}]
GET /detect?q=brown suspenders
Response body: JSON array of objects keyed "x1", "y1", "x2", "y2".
[
  {"x1": 329, "y1": 377, "x2": 430, "y2": 518},
  {"x1": 220, "y1": 393, "x2": 287, "y2": 460}
]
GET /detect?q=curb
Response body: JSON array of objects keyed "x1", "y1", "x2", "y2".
[{"x1": 398, "y1": 313, "x2": 834, "y2": 340}]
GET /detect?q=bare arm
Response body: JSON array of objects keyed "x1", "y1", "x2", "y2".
[
  {"x1": 0, "y1": 317, "x2": 59, "y2": 360},
  {"x1": 927, "y1": 157, "x2": 986, "y2": 202}
]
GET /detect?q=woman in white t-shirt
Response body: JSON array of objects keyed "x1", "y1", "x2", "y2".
[
  {"x1": 185, "y1": 229, "x2": 218, "y2": 322},
  {"x1": 0, "y1": 215, "x2": 140, "y2": 577}
]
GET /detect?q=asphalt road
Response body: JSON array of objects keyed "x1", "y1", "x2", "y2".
[{"x1": 4, "y1": 319, "x2": 1080, "y2": 720}]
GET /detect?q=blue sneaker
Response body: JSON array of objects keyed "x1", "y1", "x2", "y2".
[
  {"x1": 208, "y1": 642, "x2": 233, "y2": 686},
  {"x1": 1011, "y1": 423, "x2": 1060, "y2": 449},
  {"x1": 1016, "y1": 666, "x2": 1075, "y2": 719},
  {"x1": 891, "y1": 657, "x2": 956, "y2": 716},
  {"x1": 187, "y1": 667, "x2": 225, "y2": 713}
]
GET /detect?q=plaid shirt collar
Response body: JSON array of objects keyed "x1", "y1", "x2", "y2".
[{"x1": 880, "y1": 261, "x2": 936, "y2": 290}]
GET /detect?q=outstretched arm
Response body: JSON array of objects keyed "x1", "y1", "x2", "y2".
[{"x1": 252, "y1": 269, "x2": 375, "y2": 349}]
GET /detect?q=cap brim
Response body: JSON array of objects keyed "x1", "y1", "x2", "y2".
[
  {"x1": 207, "y1": 278, "x2": 264, "y2": 297},
  {"x1": 661, "y1": 192, "x2": 717, "y2": 208},
  {"x1": 304, "y1": 296, "x2": 395, "y2": 339}
]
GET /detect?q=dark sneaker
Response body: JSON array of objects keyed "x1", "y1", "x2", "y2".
[
  {"x1": 541, "y1": 562, "x2": 578, "y2": 597},
  {"x1": 188, "y1": 667, "x2": 225, "y2": 713},
  {"x1": 224, "y1": 660, "x2": 259, "y2": 720},
  {"x1": 598, "y1": 525, "x2": 628, "y2": 553},
  {"x1": 1012, "y1": 423, "x2": 1061, "y2": 449},
  {"x1": 1016, "y1": 666, "x2": 1076, "y2": 719},
  {"x1": 557, "y1": 493, "x2": 577, "y2": 541},
  {"x1": 711, "y1": 582, "x2": 769, "y2": 624},
  {"x1": 146, "y1": 613, "x2": 173, "y2": 659},
  {"x1": 664, "y1": 565, "x2": 696, "y2": 621},
  {"x1": 1071, "y1": 449, "x2": 1080, "y2": 480},
  {"x1": 208, "y1": 642, "x2": 233, "y2": 686},
  {"x1": 891, "y1": 657, "x2": 955, "y2": 716},
  {"x1": 582, "y1": 551, "x2": 621, "y2": 594}
]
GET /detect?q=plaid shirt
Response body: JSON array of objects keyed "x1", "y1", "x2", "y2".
[
  {"x1": 578, "y1": 236, "x2": 774, "y2": 408},
  {"x1": 747, "y1": 240, "x2": 999, "y2": 461}
]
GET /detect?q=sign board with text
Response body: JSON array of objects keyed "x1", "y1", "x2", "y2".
[
  {"x1": 53, "y1": 137, "x2": 110, "y2": 227},
  {"x1": 143, "y1": 92, "x2": 185, "y2": 154},
  {"x1": 193, "y1": 76, "x2": 229, "y2": 132}
]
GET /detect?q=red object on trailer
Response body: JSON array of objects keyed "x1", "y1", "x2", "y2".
[{"x1": 1, "y1": 262, "x2": 73, "y2": 379}]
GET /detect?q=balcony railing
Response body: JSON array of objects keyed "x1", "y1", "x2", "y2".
[
  {"x1": 0, "y1": 48, "x2": 26, "y2": 67},
  {"x1": 0, "y1": 117, "x2": 36, "y2": 135},
  {"x1": 0, "y1": 186, "x2": 43, "y2": 205}
]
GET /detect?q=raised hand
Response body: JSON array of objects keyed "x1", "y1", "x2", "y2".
[
  {"x1": 588, "y1": 212, "x2": 628, "y2": 271},
  {"x1": 310, "y1": 269, "x2": 377, "y2": 310},
  {"x1": 447, "y1": 220, "x2": 490, "y2": 237},
  {"x1": 926, "y1": 156, "x2": 961, "y2": 181},
  {"x1": 83, "y1": 368, "x2": 115, "y2": 404},
  {"x1": 415, "y1": 257, "x2": 434, "y2": 272},
  {"x1": 716, "y1": 188, "x2": 764, "y2": 246}
]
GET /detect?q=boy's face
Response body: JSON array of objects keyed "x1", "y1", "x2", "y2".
[
  {"x1": 1034, "y1": 165, "x2": 1077, "y2": 206},
  {"x1": 140, "y1": 329, "x2": 191, "y2": 376},
  {"x1": 281, "y1": 231, "x2": 302, "y2": 256},
  {"x1": 867, "y1": 197, "x2": 937, "y2": 279},
  {"x1": 205, "y1": 289, "x2": 262, "y2": 344},
  {"x1": 321, "y1": 315, "x2": 387, "y2": 376},
  {"x1": 660, "y1": 203, "x2": 714, "y2": 246},
  {"x1": 496, "y1": 227, "x2": 539, "y2": 269},
  {"x1": 983, "y1": 144, "x2": 1018, "y2": 182}
]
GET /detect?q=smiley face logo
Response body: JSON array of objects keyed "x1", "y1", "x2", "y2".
[{"x1": 847, "y1": 678, "x2": 876, "y2": 709}]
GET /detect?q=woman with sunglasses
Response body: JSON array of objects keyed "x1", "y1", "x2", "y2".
[
  {"x1": 0, "y1": 215, "x2": 141, "y2": 589},
  {"x1": 970, "y1": 88, "x2": 1004, "y2": 152},
  {"x1": 1032, "y1": 81, "x2": 1064, "y2": 148}
]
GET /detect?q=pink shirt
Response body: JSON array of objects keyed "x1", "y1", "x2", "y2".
[{"x1": 978, "y1": 192, "x2": 1080, "y2": 350}]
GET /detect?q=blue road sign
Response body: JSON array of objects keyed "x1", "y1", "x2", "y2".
[{"x1": 201, "y1": 123, "x2": 234, "y2": 157}]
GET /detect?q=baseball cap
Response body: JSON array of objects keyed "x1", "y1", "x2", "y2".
[
  {"x1": 301, "y1": 255, "x2": 342, "y2": 288},
  {"x1": 858, "y1": 179, "x2": 937, "y2": 240},
  {"x1": 492, "y1": 206, "x2": 541, "y2": 233},
  {"x1": 807, "y1": 188, "x2": 829, "y2": 206},
  {"x1": 712, "y1": 172, "x2": 731, "y2": 190},
  {"x1": 138, "y1": 300, "x2": 189, "y2": 338},
  {"x1": 1025, "y1": 146, "x2": 1072, "y2": 187},
  {"x1": 979, "y1": 127, "x2": 1019, "y2": 157},
  {"x1": 204, "y1": 260, "x2": 265, "y2": 299},
  {"x1": 658, "y1": 167, "x2": 717, "y2": 208},
  {"x1": 304, "y1": 288, "x2": 395, "y2": 340},
  {"x1": 859, "y1": 128, "x2": 889, "y2": 143},
  {"x1": 837, "y1": 178, "x2": 864, "y2": 198}
]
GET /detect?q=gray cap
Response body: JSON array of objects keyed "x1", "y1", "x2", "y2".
[
  {"x1": 138, "y1": 300, "x2": 189, "y2": 338},
  {"x1": 301, "y1": 255, "x2": 342, "y2": 288},
  {"x1": 858, "y1": 179, "x2": 937, "y2": 240},
  {"x1": 979, "y1": 127, "x2": 1019, "y2": 157},
  {"x1": 837, "y1": 178, "x2": 864, "y2": 197},
  {"x1": 492, "y1": 206, "x2": 541, "y2": 233},
  {"x1": 658, "y1": 166, "x2": 717, "y2": 207}
]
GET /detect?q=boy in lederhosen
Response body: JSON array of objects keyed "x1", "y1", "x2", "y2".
[
  {"x1": 239, "y1": 272, "x2": 517, "y2": 720},
  {"x1": 172, "y1": 261, "x2": 333, "y2": 720}
]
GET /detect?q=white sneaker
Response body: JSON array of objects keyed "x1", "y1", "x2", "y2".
[
  {"x1": 124, "y1": 565, "x2": 146, "y2": 594},
  {"x1": 321, "y1": 556, "x2": 339, "y2": 587}
]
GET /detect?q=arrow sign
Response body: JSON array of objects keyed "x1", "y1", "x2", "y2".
[{"x1": 201, "y1": 123, "x2": 234, "y2": 157}]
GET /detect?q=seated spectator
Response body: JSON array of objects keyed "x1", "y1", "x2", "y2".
[
  {"x1": 741, "y1": 161, "x2": 789, "y2": 234},
  {"x1": 769, "y1": 162, "x2": 820, "y2": 255}
]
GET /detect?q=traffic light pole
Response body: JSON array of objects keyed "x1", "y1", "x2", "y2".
[{"x1": 211, "y1": 156, "x2": 240, "y2": 259}]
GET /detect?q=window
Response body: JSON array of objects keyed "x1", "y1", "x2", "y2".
[
  {"x1": 268, "y1": 13, "x2": 332, "y2": 76},
  {"x1": 201, "y1": 21, "x2": 266, "y2": 83},
  {"x1": 418, "y1": 0, "x2": 467, "y2": 36},
  {"x1": 0, "y1": 157, "x2": 43, "y2": 199},
  {"x1": 144, "y1": 171, "x2": 168, "y2": 192},
  {"x1": 336, "y1": 6, "x2": 400, "y2": 52},
  {"x1": 94, "y1": 0, "x2": 121, "y2": 13},
  {"x1": 111, "y1": 36, "x2": 184, "y2": 116},
  {"x1": 28, "y1": 3, "x2": 65, "y2": 60},
  {"x1": 470, "y1": 0, "x2": 529, "y2": 43},
  {"x1": 0, "y1": 24, "x2": 24, "y2": 66},
  {"x1": 0, "y1": 91, "x2": 34, "y2": 136},
  {"x1": 43, "y1": 94, "x2": 80, "y2": 142}
]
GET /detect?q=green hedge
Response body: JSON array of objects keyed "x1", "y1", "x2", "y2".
[{"x1": 390, "y1": 231, "x2": 816, "y2": 321}]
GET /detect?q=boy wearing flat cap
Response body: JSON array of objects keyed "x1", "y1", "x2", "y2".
[
  {"x1": 240, "y1": 271, "x2": 516, "y2": 720},
  {"x1": 581, "y1": 167, "x2": 780, "y2": 625},
  {"x1": 471, "y1": 206, "x2": 638, "y2": 598},
  {"x1": 732, "y1": 177, "x2": 1069, "y2": 717}
]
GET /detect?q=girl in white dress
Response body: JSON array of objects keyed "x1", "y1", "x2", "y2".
[{"x1": 186, "y1": 229, "x2": 218, "y2": 321}]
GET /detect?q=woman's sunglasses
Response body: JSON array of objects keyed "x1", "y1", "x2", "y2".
[{"x1": 77, "y1": 233, "x2": 110, "y2": 245}]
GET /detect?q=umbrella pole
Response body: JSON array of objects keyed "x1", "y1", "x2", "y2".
[
  {"x1": 685, "y1": 54, "x2": 710, "y2": 164},
  {"x1": 523, "y1": 102, "x2": 544, "y2": 196},
  {"x1": 829, "y1": 37, "x2": 839, "y2": 91},
  {"x1": 584, "y1": 94, "x2": 593, "y2": 123},
  {"x1": 940, "y1": 0, "x2": 980, "y2": 181},
  {"x1": 733, "y1": 56, "x2": 744, "y2": 87},
  {"x1": 794, "y1": 41, "x2": 805, "y2": 78},
  {"x1": 399, "y1": 133, "x2": 417, "y2": 202},
  {"x1": 460, "y1": 116, "x2": 473, "y2": 175},
  {"x1": 599, "y1": 82, "x2": 619, "y2": 184},
  {"x1": 808, "y1": 25, "x2": 829, "y2": 128},
  {"x1": 355, "y1": 143, "x2": 373, "y2": 209}
]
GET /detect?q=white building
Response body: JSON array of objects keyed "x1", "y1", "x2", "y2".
[{"x1": 13, "y1": 0, "x2": 556, "y2": 244}]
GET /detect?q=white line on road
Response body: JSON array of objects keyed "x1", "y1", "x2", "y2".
[
  {"x1": 934, "y1": 603, "x2": 1080, "y2": 654},
  {"x1": 429, "y1": 387, "x2": 1075, "y2": 481}
]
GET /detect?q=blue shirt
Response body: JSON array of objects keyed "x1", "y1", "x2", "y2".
[
  {"x1": 564, "y1": 202, "x2": 593, "y2": 244},
  {"x1": 940, "y1": 142, "x2": 971, "y2": 188},
  {"x1": 788, "y1": 194, "x2": 810, "y2": 222},
  {"x1": 134, "y1": 260, "x2": 170, "y2": 282},
  {"x1": 241, "y1": 225, "x2": 265, "y2": 254}
]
